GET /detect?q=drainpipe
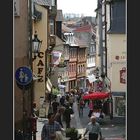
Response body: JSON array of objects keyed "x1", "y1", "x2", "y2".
[
  {"x1": 28, "y1": 0, "x2": 35, "y2": 140},
  {"x1": 28, "y1": 0, "x2": 33, "y2": 112},
  {"x1": 104, "y1": 0, "x2": 107, "y2": 77},
  {"x1": 98, "y1": 7, "x2": 103, "y2": 74}
]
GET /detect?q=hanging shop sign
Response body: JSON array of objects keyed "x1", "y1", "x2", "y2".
[
  {"x1": 37, "y1": 52, "x2": 45, "y2": 82},
  {"x1": 52, "y1": 51, "x2": 62, "y2": 65},
  {"x1": 120, "y1": 67, "x2": 126, "y2": 84}
]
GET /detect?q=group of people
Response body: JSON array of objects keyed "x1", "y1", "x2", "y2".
[
  {"x1": 41, "y1": 112, "x2": 102, "y2": 140},
  {"x1": 49, "y1": 94, "x2": 75, "y2": 129},
  {"x1": 41, "y1": 93, "x2": 103, "y2": 140},
  {"x1": 41, "y1": 94, "x2": 75, "y2": 140}
]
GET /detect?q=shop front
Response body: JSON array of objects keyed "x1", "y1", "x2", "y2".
[{"x1": 112, "y1": 92, "x2": 126, "y2": 117}]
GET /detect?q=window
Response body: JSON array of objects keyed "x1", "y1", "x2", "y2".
[
  {"x1": 72, "y1": 64, "x2": 74, "y2": 72},
  {"x1": 82, "y1": 65, "x2": 85, "y2": 72},
  {"x1": 78, "y1": 66, "x2": 80, "y2": 73},
  {"x1": 109, "y1": 1, "x2": 125, "y2": 33}
]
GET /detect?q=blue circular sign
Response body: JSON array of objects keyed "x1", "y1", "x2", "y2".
[{"x1": 15, "y1": 66, "x2": 33, "y2": 86}]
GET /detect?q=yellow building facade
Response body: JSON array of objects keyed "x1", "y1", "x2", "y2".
[{"x1": 32, "y1": 3, "x2": 49, "y2": 112}]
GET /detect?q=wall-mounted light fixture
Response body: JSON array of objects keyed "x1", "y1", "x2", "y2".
[{"x1": 32, "y1": 31, "x2": 42, "y2": 59}]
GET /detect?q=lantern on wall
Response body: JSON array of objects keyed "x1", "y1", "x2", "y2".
[{"x1": 32, "y1": 31, "x2": 42, "y2": 57}]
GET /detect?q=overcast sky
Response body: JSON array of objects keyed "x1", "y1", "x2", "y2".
[{"x1": 57, "y1": 0, "x2": 97, "y2": 17}]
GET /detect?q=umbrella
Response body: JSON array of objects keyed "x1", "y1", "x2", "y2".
[{"x1": 82, "y1": 92, "x2": 110, "y2": 100}]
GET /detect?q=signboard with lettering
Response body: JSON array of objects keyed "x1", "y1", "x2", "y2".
[
  {"x1": 120, "y1": 67, "x2": 126, "y2": 84},
  {"x1": 35, "y1": 52, "x2": 45, "y2": 82}
]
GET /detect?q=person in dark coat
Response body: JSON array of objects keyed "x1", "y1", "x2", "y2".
[
  {"x1": 63, "y1": 104, "x2": 73, "y2": 128},
  {"x1": 60, "y1": 96, "x2": 65, "y2": 106},
  {"x1": 54, "y1": 107, "x2": 65, "y2": 128},
  {"x1": 52, "y1": 99, "x2": 59, "y2": 114}
]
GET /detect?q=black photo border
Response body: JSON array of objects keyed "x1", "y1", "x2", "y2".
[
  {"x1": 127, "y1": 0, "x2": 140, "y2": 139},
  {"x1": 0, "y1": 0, "x2": 13, "y2": 139}
]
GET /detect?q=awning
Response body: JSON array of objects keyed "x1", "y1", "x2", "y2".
[
  {"x1": 83, "y1": 92, "x2": 110, "y2": 100},
  {"x1": 46, "y1": 77, "x2": 52, "y2": 93},
  {"x1": 87, "y1": 74, "x2": 97, "y2": 83}
]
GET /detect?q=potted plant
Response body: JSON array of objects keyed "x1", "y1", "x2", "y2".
[{"x1": 65, "y1": 127, "x2": 78, "y2": 139}]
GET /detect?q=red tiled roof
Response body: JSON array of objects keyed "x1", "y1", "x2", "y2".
[{"x1": 73, "y1": 24, "x2": 94, "y2": 33}]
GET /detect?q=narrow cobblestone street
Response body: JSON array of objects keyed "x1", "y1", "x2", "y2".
[{"x1": 36, "y1": 101, "x2": 126, "y2": 140}]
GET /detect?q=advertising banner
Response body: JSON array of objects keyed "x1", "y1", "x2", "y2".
[
  {"x1": 120, "y1": 67, "x2": 126, "y2": 84},
  {"x1": 52, "y1": 51, "x2": 62, "y2": 65}
]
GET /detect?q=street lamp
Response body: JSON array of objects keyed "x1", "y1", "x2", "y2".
[{"x1": 32, "y1": 31, "x2": 42, "y2": 58}]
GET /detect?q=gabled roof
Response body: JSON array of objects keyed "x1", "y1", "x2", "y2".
[
  {"x1": 74, "y1": 37, "x2": 88, "y2": 48},
  {"x1": 62, "y1": 24, "x2": 73, "y2": 33},
  {"x1": 73, "y1": 24, "x2": 95, "y2": 35},
  {"x1": 33, "y1": 0, "x2": 51, "y2": 6}
]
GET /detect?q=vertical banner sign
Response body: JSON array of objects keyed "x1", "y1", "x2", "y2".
[
  {"x1": 52, "y1": 51, "x2": 62, "y2": 65},
  {"x1": 120, "y1": 67, "x2": 126, "y2": 84}
]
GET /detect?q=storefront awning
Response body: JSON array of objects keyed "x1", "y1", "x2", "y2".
[
  {"x1": 87, "y1": 74, "x2": 97, "y2": 83},
  {"x1": 46, "y1": 77, "x2": 52, "y2": 93}
]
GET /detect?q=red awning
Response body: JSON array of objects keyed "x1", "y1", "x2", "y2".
[{"x1": 82, "y1": 92, "x2": 110, "y2": 100}]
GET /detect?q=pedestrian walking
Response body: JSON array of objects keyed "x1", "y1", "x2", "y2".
[
  {"x1": 69, "y1": 94, "x2": 74, "y2": 108},
  {"x1": 79, "y1": 99, "x2": 84, "y2": 117},
  {"x1": 54, "y1": 107, "x2": 65, "y2": 128},
  {"x1": 88, "y1": 100, "x2": 94, "y2": 118},
  {"x1": 60, "y1": 96, "x2": 65, "y2": 106},
  {"x1": 63, "y1": 104, "x2": 73, "y2": 128},
  {"x1": 52, "y1": 99, "x2": 60, "y2": 114},
  {"x1": 41, "y1": 113, "x2": 64, "y2": 140},
  {"x1": 83, "y1": 115, "x2": 102, "y2": 140}
]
